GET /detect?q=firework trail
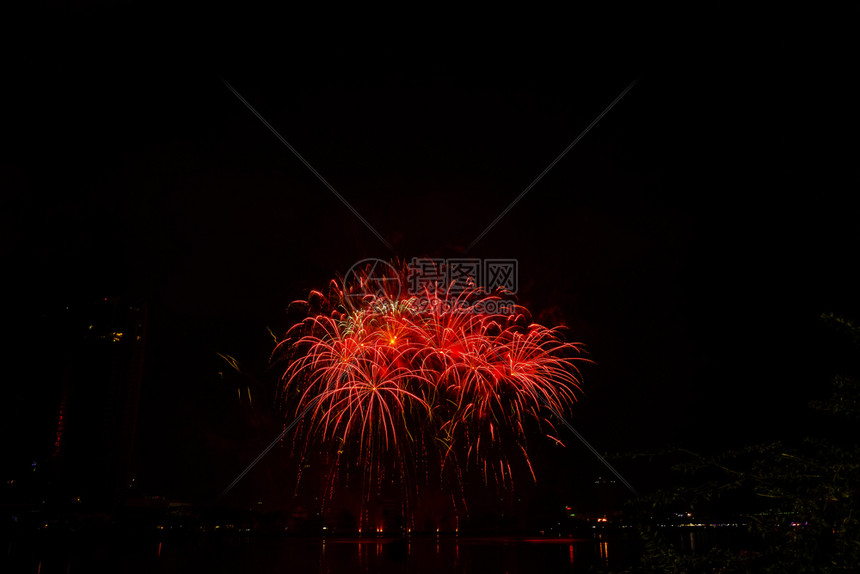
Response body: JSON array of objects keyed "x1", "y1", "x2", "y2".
[{"x1": 273, "y1": 262, "x2": 591, "y2": 522}]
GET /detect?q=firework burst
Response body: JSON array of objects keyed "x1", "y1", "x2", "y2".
[{"x1": 274, "y1": 262, "x2": 590, "y2": 525}]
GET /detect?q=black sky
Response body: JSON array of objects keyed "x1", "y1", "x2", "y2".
[{"x1": 3, "y1": 21, "x2": 858, "y2": 504}]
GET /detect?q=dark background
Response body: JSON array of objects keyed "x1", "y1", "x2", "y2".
[{"x1": 3, "y1": 19, "x2": 857, "y2": 515}]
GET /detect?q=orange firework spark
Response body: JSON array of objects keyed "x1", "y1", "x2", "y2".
[{"x1": 274, "y1": 262, "x2": 590, "y2": 522}]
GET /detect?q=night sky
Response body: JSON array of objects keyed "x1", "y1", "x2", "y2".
[{"x1": 4, "y1": 25, "x2": 858, "y2": 511}]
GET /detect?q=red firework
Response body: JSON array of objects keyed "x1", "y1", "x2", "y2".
[{"x1": 274, "y1": 262, "x2": 589, "y2": 512}]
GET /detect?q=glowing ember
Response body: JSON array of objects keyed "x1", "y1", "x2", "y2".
[{"x1": 275, "y1": 262, "x2": 589, "y2": 520}]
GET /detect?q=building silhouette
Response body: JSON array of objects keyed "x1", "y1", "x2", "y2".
[{"x1": 48, "y1": 297, "x2": 147, "y2": 510}]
